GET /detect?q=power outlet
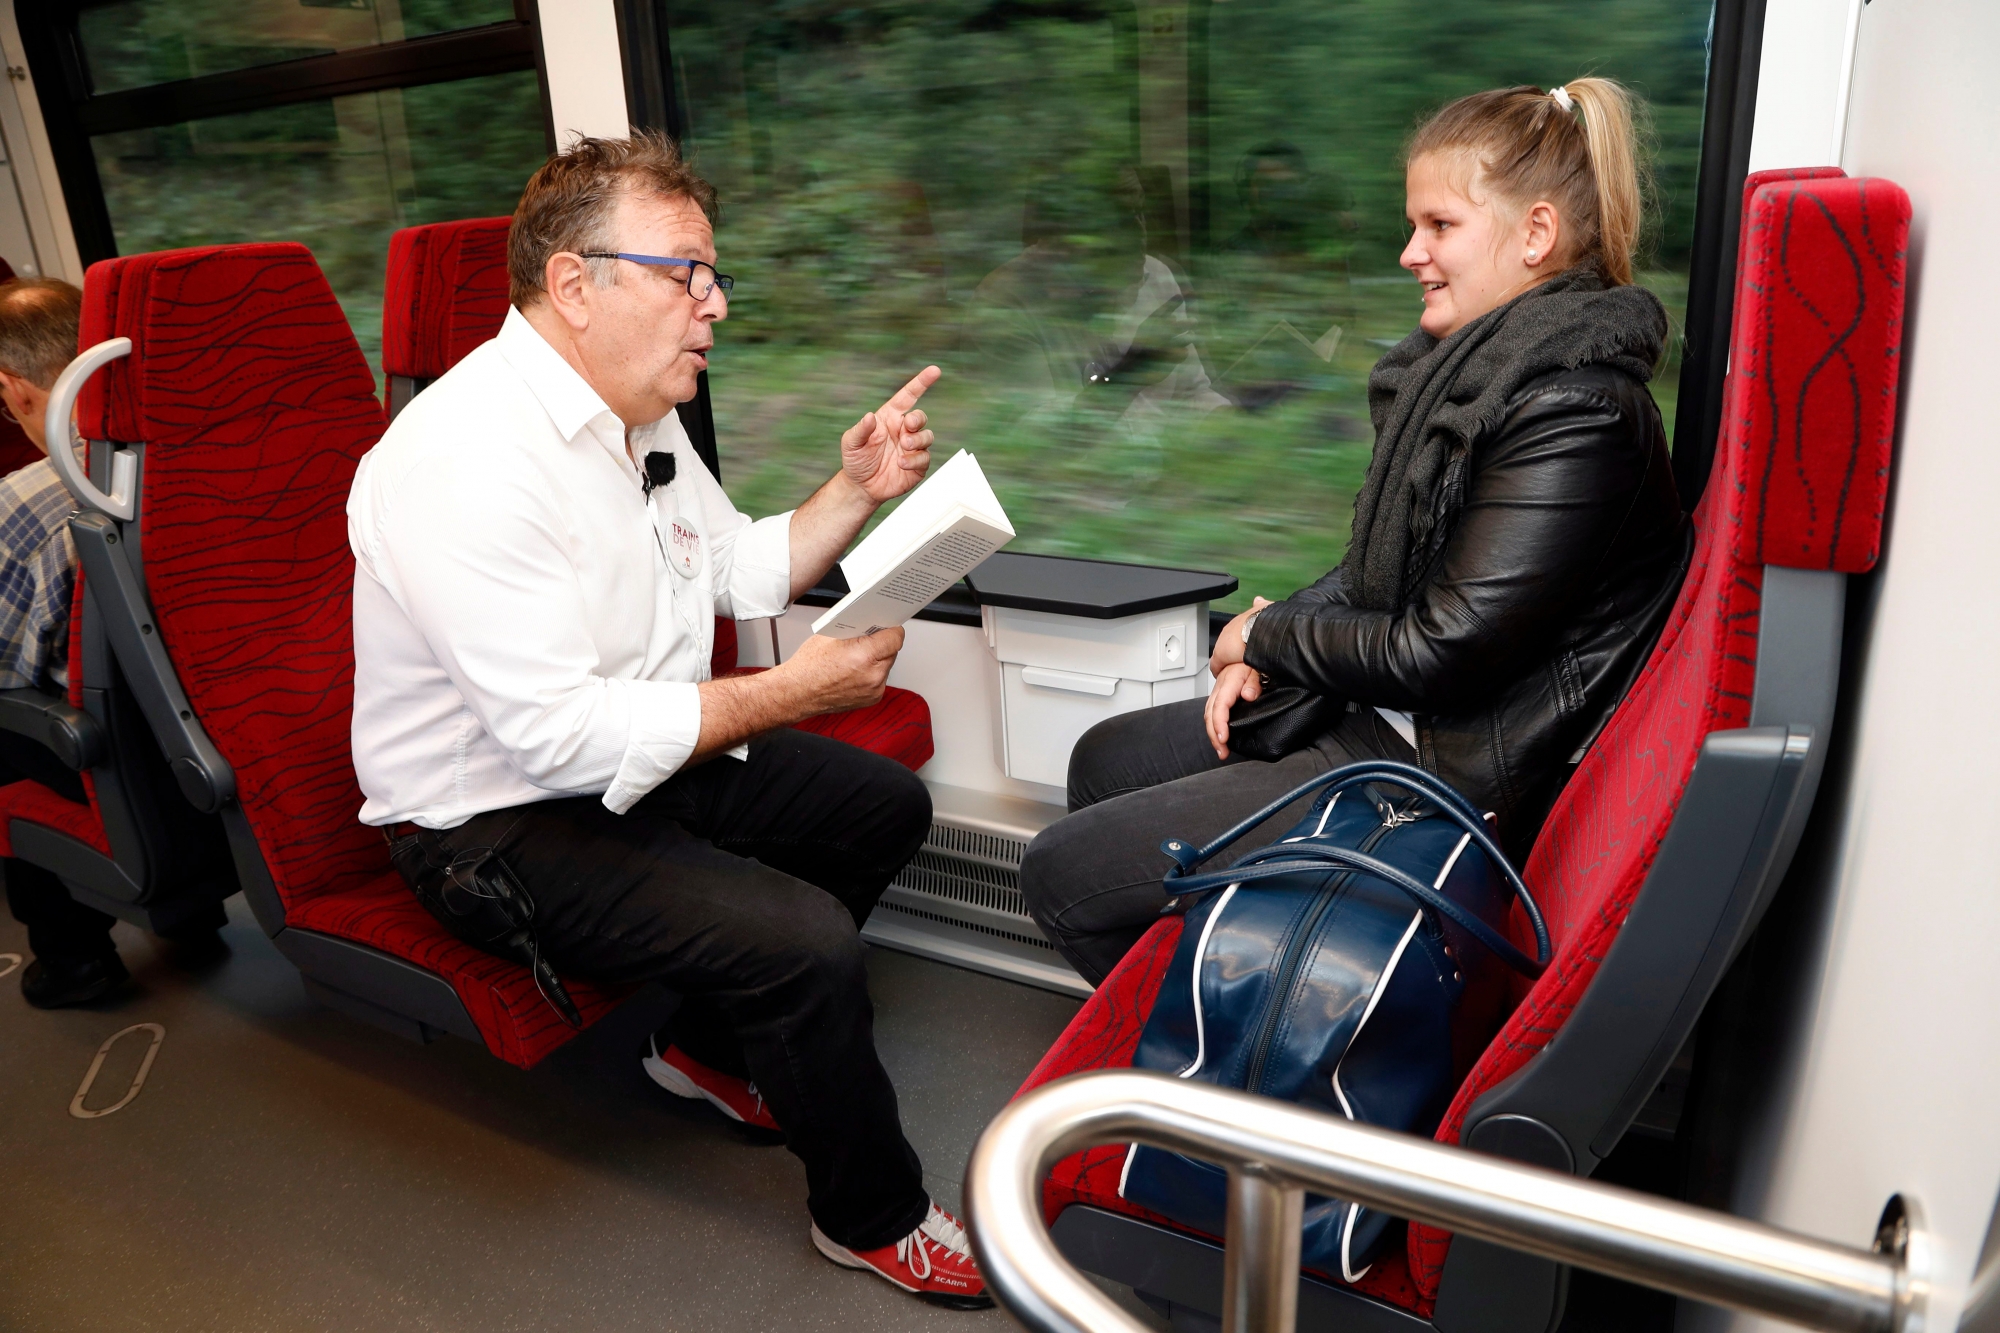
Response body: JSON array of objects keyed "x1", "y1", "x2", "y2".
[{"x1": 1157, "y1": 622, "x2": 1188, "y2": 673}]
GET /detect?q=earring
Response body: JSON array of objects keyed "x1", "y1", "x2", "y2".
[{"x1": 1526, "y1": 249, "x2": 1539, "y2": 265}]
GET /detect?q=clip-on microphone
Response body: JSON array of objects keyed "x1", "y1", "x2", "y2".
[{"x1": 641, "y1": 451, "x2": 677, "y2": 497}]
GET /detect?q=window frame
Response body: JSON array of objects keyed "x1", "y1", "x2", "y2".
[
  {"x1": 615, "y1": 0, "x2": 719, "y2": 481},
  {"x1": 1670, "y1": 0, "x2": 1770, "y2": 508},
  {"x1": 14, "y1": 0, "x2": 554, "y2": 267}
]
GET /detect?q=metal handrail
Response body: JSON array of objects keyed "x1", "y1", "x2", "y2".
[
  {"x1": 43, "y1": 338, "x2": 136, "y2": 522},
  {"x1": 966, "y1": 1070, "x2": 1927, "y2": 1333}
]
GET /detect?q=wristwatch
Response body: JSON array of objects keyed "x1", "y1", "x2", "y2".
[{"x1": 1241, "y1": 609, "x2": 1261, "y2": 648}]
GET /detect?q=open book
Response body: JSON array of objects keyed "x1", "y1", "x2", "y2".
[{"x1": 812, "y1": 450, "x2": 1015, "y2": 638}]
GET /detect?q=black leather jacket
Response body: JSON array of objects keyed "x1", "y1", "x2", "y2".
[{"x1": 1245, "y1": 363, "x2": 1690, "y2": 857}]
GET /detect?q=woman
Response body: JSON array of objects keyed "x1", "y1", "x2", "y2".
[{"x1": 1019, "y1": 79, "x2": 1691, "y2": 987}]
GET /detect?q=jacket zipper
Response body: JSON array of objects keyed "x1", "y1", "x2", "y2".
[{"x1": 1240, "y1": 809, "x2": 1405, "y2": 1095}]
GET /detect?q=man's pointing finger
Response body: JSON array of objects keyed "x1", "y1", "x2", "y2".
[{"x1": 885, "y1": 365, "x2": 942, "y2": 412}]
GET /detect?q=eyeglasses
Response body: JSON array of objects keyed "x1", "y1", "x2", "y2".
[{"x1": 578, "y1": 252, "x2": 735, "y2": 301}]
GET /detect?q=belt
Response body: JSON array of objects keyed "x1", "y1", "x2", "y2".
[{"x1": 382, "y1": 820, "x2": 426, "y2": 843}]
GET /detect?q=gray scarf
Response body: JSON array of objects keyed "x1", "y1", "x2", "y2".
[{"x1": 1338, "y1": 266, "x2": 1667, "y2": 611}]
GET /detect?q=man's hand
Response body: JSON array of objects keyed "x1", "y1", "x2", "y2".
[
  {"x1": 788, "y1": 366, "x2": 942, "y2": 599},
  {"x1": 1208, "y1": 596, "x2": 1272, "y2": 674},
  {"x1": 776, "y1": 628, "x2": 904, "y2": 715},
  {"x1": 1205, "y1": 662, "x2": 1264, "y2": 761},
  {"x1": 841, "y1": 366, "x2": 940, "y2": 504},
  {"x1": 692, "y1": 628, "x2": 905, "y2": 762}
]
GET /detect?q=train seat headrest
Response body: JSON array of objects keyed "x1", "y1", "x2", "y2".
[
  {"x1": 382, "y1": 217, "x2": 512, "y2": 382},
  {"x1": 76, "y1": 242, "x2": 384, "y2": 448},
  {"x1": 1728, "y1": 174, "x2": 1908, "y2": 572}
]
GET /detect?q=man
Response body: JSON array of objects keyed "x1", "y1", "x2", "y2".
[
  {"x1": 0, "y1": 277, "x2": 128, "y2": 1007},
  {"x1": 348, "y1": 133, "x2": 988, "y2": 1308}
]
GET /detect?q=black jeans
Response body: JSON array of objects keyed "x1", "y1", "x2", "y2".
[
  {"x1": 0, "y1": 730, "x2": 116, "y2": 965},
  {"x1": 394, "y1": 728, "x2": 932, "y2": 1251},
  {"x1": 1019, "y1": 698, "x2": 1414, "y2": 986}
]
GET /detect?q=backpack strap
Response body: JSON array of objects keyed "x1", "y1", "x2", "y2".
[
  {"x1": 1164, "y1": 844, "x2": 1548, "y2": 978},
  {"x1": 1160, "y1": 759, "x2": 1552, "y2": 973}
]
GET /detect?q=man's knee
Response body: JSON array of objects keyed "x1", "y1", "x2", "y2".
[
  {"x1": 763, "y1": 890, "x2": 871, "y2": 993},
  {"x1": 849, "y1": 749, "x2": 931, "y2": 869}
]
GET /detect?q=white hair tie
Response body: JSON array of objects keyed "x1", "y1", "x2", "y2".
[{"x1": 1549, "y1": 85, "x2": 1574, "y2": 113}]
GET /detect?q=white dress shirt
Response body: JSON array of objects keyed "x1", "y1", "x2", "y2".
[{"x1": 349, "y1": 307, "x2": 794, "y2": 828}]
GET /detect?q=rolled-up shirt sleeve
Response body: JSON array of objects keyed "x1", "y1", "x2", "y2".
[
  {"x1": 714, "y1": 511, "x2": 793, "y2": 621},
  {"x1": 377, "y1": 454, "x2": 700, "y2": 812}
]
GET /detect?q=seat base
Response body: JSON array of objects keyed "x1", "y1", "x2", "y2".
[
  {"x1": 1054, "y1": 1206, "x2": 1432, "y2": 1333},
  {"x1": 2, "y1": 780, "x2": 234, "y2": 931},
  {"x1": 301, "y1": 975, "x2": 454, "y2": 1044},
  {"x1": 723, "y1": 672, "x2": 935, "y2": 773},
  {"x1": 65, "y1": 879, "x2": 233, "y2": 938},
  {"x1": 274, "y1": 924, "x2": 482, "y2": 1044}
]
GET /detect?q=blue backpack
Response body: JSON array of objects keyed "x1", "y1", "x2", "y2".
[{"x1": 1118, "y1": 761, "x2": 1551, "y2": 1281}]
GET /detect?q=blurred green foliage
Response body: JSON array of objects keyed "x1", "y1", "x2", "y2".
[
  {"x1": 91, "y1": 69, "x2": 545, "y2": 377},
  {"x1": 77, "y1": 0, "x2": 516, "y2": 94},
  {"x1": 669, "y1": 0, "x2": 1708, "y2": 606}
]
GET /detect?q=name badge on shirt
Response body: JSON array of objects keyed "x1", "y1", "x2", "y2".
[{"x1": 667, "y1": 511, "x2": 705, "y2": 580}]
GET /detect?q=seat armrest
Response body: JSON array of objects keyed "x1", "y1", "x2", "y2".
[
  {"x1": 1466, "y1": 723, "x2": 1818, "y2": 1171},
  {"x1": 67, "y1": 511, "x2": 236, "y2": 812},
  {"x1": 0, "y1": 687, "x2": 105, "y2": 770},
  {"x1": 1464, "y1": 565, "x2": 1845, "y2": 1173}
]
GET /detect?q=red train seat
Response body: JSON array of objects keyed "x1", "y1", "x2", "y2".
[
  {"x1": 381, "y1": 216, "x2": 934, "y2": 772},
  {"x1": 1015, "y1": 171, "x2": 1911, "y2": 1328},
  {"x1": 0, "y1": 475, "x2": 238, "y2": 939},
  {"x1": 72, "y1": 242, "x2": 619, "y2": 1067},
  {"x1": 381, "y1": 217, "x2": 512, "y2": 416},
  {"x1": 0, "y1": 586, "x2": 115, "y2": 866}
]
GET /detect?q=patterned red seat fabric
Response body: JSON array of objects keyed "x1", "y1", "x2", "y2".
[
  {"x1": 723, "y1": 666, "x2": 935, "y2": 772},
  {"x1": 0, "y1": 578, "x2": 110, "y2": 861},
  {"x1": 382, "y1": 217, "x2": 512, "y2": 386},
  {"x1": 0, "y1": 777, "x2": 109, "y2": 860},
  {"x1": 385, "y1": 216, "x2": 935, "y2": 773},
  {"x1": 1013, "y1": 172, "x2": 1911, "y2": 1317},
  {"x1": 78, "y1": 242, "x2": 619, "y2": 1069}
]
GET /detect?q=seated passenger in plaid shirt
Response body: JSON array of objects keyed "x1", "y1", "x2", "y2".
[{"x1": 0, "y1": 278, "x2": 220, "y2": 1008}]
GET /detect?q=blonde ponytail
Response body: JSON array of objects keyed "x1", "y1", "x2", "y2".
[
  {"x1": 1408, "y1": 76, "x2": 1653, "y2": 286},
  {"x1": 1562, "y1": 78, "x2": 1643, "y2": 285}
]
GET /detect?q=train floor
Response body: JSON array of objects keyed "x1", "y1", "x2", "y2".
[{"x1": 0, "y1": 896, "x2": 1169, "y2": 1332}]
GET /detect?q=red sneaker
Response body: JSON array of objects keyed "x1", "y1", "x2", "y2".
[
  {"x1": 811, "y1": 1203, "x2": 993, "y2": 1310},
  {"x1": 641, "y1": 1036, "x2": 782, "y2": 1135}
]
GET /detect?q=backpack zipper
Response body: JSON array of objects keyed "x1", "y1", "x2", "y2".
[{"x1": 1240, "y1": 803, "x2": 1410, "y2": 1095}]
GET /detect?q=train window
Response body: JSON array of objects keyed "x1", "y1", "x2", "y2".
[
  {"x1": 663, "y1": 0, "x2": 1709, "y2": 606},
  {"x1": 75, "y1": 0, "x2": 520, "y2": 95},
  {"x1": 90, "y1": 71, "x2": 544, "y2": 369},
  {"x1": 17, "y1": 2, "x2": 550, "y2": 386}
]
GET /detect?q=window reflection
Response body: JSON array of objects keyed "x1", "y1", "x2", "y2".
[
  {"x1": 88, "y1": 69, "x2": 545, "y2": 381},
  {"x1": 670, "y1": 0, "x2": 1706, "y2": 607},
  {"x1": 77, "y1": 0, "x2": 519, "y2": 95}
]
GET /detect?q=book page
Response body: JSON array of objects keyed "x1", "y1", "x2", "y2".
[
  {"x1": 838, "y1": 450, "x2": 1004, "y2": 591},
  {"x1": 813, "y1": 505, "x2": 1013, "y2": 637}
]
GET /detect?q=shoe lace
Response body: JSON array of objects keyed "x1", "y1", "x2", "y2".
[
  {"x1": 895, "y1": 1204, "x2": 974, "y2": 1280},
  {"x1": 895, "y1": 1232, "x2": 934, "y2": 1280}
]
